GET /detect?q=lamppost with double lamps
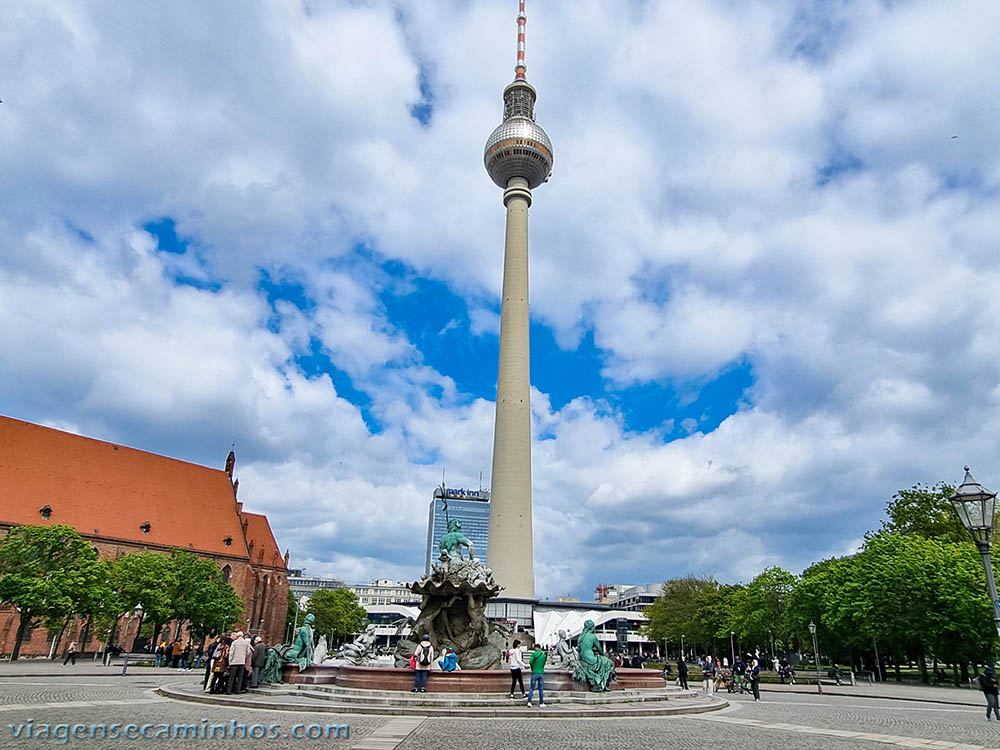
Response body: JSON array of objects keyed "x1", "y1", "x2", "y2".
[
  {"x1": 808, "y1": 621, "x2": 822, "y2": 694},
  {"x1": 948, "y1": 466, "x2": 1000, "y2": 638}
]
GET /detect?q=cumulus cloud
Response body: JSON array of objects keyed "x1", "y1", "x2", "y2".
[{"x1": 2, "y1": 0, "x2": 999, "y2": 596}]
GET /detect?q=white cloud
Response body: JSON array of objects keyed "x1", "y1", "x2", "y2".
[{"x1": 2, "y1": 0, "x2": 999, "y2": 596}]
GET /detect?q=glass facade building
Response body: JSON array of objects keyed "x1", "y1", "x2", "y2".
[{"x1": 425, "y1": 487, "x2": 491, "y2": 573}]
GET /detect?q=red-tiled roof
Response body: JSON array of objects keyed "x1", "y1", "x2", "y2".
[
  {"x1": 0, "y1": 415, "x2": 249, "y2": 558},
  {"x1": 241, "y1": 512, "x2": 285, "y2": 569}
]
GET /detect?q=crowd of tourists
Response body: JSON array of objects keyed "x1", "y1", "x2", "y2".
[{"x1": 198, "y1": 632, "x2": 268, "y2": 695}]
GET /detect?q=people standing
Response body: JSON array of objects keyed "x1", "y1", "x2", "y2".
[
  {"x1": 209, "y1": 637, "x2": 230, "y2": 694},
  {"x1": 412, "y1": 635, "x2": 434, "y2": 693},
  {"x1": 170, "y1": 639, "x2": 183, "y2": 669},
  {"x1": 526, "y1": 643, "x2": 547, "y2": 707},
  {"x1": 203, "y1": 637, "x2": 220, "y2": 692},
  {"x1": 226, "y1": 632, "x2": 250, "y2": 695},
  {"x1": 677, "y1": 656, "x2": 688, "y2": 690},
  {"x1": 250, "y1": 637, "x2": 267, "y2": 688},
  {"x1": 702, "y1": 655, "x2": 716, "y2": 693},
  {"x1": 62, "y1": 641, "x2": 78, "y2": 666},
  {"x1": 980, "y1": 667, "x2": 999, "y2": 720},
  {"x1": 749, "y1": 658, "x2": 761, "y2": 701},
  {"x1": 508, "y1": 639, "x2": 527, "y2": 698},
  {"x1": 193, "y1": 642, "x2": 204, "y2": 670}
]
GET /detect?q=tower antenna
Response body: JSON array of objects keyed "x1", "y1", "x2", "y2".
[{"x1": 515, "y1": 0, "x2": 527, "y2": 80}]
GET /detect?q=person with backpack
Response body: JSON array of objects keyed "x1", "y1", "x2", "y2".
[
  {"x1": 526, "y1": 643, "x2": 546, "y2": 707},
  {"x1": 412, "y1": 635, "x2": 434, "y2": 693},
  {"x1": 980, "y1": 666, "x2": 999, "y2": 720}
]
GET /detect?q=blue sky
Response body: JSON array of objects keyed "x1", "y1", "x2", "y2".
[{"x1": 1, "y1": 0, "x2": 999, "y2": 598}]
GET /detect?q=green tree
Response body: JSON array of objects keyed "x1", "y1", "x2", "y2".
[
  {"x1": 642, "y1": 576, "x2": 729, "y2": 653},
  {"x1": 729, "y1": 567, "x2": 797, "y2": 653},
  {"x1": 306, "y1": 588, "x2": 367, "y2": 645},
  {"x1": 0, "y1": 525, "x2": 112, "y2": 660},
  {"x1": 108, "y1": 551, "x2": 175, "y2": 644},
  {"x1": 167, "y1": 549, "x2": 243, "y2": 639},
  {"x1": 881, "y1": 482, "x2": 964, "y2": 543}
]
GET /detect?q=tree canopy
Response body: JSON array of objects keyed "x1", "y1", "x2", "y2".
[
  {"x1": 306, "y1": 588, "x2": 367, "y2": 644},
  {"x1": 0, "y1": 524, "x2": 113, "y2": 659},
  {"x1": 0, "y1": 524, "x2": 246, "y2": 658}
]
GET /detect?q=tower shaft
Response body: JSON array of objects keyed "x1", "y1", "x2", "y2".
[{"x1": 488, "y1": 176, "x2": 534, "y2": 599}]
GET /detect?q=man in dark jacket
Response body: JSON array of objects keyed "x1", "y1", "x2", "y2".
[
  {"x1": 749, "y1": 658, "x2": 761, "y2": 701},
  {"x1": 676, "y1": 656, "x2": 688, "y2": 690},
  {"x1": 250, "y1": 637, "x2": 267, "y2": 688},
  {"x1": 980, "y1": 667, "x2": 999, "y2": 720}
]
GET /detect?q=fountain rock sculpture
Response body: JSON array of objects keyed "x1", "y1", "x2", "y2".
[{"x1": 394, "y1": 551, "x2": 504, "y2": 670}]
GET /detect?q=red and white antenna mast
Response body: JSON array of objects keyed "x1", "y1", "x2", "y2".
[{"x1": 515, "y1": 0, "x2": 527, "y2": 80}]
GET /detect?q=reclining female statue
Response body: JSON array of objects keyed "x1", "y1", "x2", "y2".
[{"x1": 572, "y1": 620, "x2": 616, "y2": 692}]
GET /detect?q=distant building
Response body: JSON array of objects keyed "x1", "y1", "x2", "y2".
[
  {"x1": 288, "y1": 574, "x2": 348, "y2": 601},
  {"x1": 348, "y1": 579, "x2": 420, "y2": 607},
  {"x1": 425, "y1": 486, "x2": 490, "y2": 574},
  {"x1": 290, "y1": 576, "x2": 419, "y2": 608},
  {"x1": 594, "y1": 583, "x2": 661, "y2": 611}
]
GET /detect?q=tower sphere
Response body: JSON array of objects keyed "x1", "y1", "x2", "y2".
[{"x1": 484, "y1": 81, "x2": 553, "y2": 190}]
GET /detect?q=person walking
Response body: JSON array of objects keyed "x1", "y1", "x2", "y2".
[
  {"x1": 526, "y1": 643, "x2": 547, "y2": 707},
  {"x1": 980, "y1": 667, "x2": 999, "y2": 720},
  {"x1": 508, "y1": 639, "x2": 527, "y2": 698},
  {"x1": 226, "y1": 632, "x2": 250, "y2": 695},
  {"x1": 702, "y1": 655, "x2": 716, "y2": 693},
  {"x1": 62, "y1": 641, "x2": 78, "y2": 666},
  {"x1": 250, "y1": 637, "x2": 267, "y2": 688},
  {"x1": 677, "y1": 656, "x2": 688, "y2": 690},
  {"x1": 749, "y1": 658, "x2": 761, "y2": 701},
  {"x1": 412, "y1": 635, "x2": 434, "y2": 693}
]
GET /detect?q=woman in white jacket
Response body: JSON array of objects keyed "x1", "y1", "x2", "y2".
[{"x1": 508, "y1": 639, "x2": 527, "y2": 698}]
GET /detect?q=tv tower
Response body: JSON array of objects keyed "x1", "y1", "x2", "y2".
[{"x1": 483, "y1": 0, "x2": 553, "y2": 600}]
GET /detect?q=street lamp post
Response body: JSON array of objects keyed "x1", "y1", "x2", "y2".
[
  {"x1": 730, "y1": 631, "x2": 735, "y2": 666},
  {"x1": 948, "y1": 467, "x2": 1000, "y2": 638},
  {"x1": 681, "y1": 634, "x2": 685, "y2": 662},
  {"x1": 809, "y1": 621, "x2": 822, "y2": 694}
]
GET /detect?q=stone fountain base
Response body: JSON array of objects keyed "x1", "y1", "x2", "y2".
[{"x1": 282, "y1": 664, "x2": 666, "y2": 692}]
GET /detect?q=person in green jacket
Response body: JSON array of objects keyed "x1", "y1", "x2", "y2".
[{"x1": 526, "y1": 644, "x2": 547, "y2": 707}]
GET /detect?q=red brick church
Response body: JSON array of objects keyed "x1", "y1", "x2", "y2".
[{"x1": 0, "y1": 415, "x2": 289, "y2": 656}]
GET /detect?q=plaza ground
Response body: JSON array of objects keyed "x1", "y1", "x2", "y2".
[{"x1": 0, "y1": 661, "x2": 996, "y2": 749}]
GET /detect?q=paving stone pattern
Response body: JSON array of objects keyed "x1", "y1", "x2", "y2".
[{"x1": 1, "y1": 670, "x2": 999, "y2": 749}]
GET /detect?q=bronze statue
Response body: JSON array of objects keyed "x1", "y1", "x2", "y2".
[{"x1": 284, "y1": 613, "x2": 315, "y2": 671}]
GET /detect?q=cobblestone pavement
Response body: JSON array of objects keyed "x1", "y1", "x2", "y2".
[
  {"x1": 721, "y1": 691, "x2": 994, "y2": 746},
  {"x1": 0, "y1": 672, "x2": 996, "y2": 749},
  {"x1": 0, "y1": 675, "x2": 387, "y2": 747}
]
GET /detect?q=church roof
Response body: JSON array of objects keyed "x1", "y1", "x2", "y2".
[
  {"x1": 241, "y1": 511, "x2": 285, "y2": 569},
  {"x1": 0, "y1": 414, "x2": 250, "y2": 558}
]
